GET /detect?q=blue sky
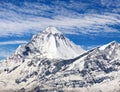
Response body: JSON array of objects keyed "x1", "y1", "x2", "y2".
[{"x1": 0, "y1": 0, "x2": 120, "y2": 60}]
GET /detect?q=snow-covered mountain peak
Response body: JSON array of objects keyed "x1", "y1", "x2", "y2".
[
  {"x1": 43, "y1": 26, "x2": 62, "y2": 34},
  {"x1": 10, "y1": 27, "x2": 85, "y2": 60},
  {"x1": 99, "y1": 41, "x2": 119, "y2": 50}
]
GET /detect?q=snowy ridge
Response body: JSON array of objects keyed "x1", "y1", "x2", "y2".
[{"x1": 99, "y1": 41, "x2": 119, "y2": 50}]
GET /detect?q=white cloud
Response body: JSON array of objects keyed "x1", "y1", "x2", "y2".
[
  {"x1": 0, "y1": 50, "x2": 11, "y2": 58},
  {"x1": 85, "y1": 45, "x2": 101, "y2": 50},
  {"x1": 0, "y1": 48, "x2": 14, "y2": 60},
  {"x1": 0, "y1": 2, "x2": 120, "y2": 36},
  {"x1": 0, "y1": 40, "x2": 27, "y2": 45},
  {"x1": 0, "y1": 40, "x2": 27, "y2": 60},
  {"x1": 0, "y1": 13, "x2": 119, "y2": 36}
]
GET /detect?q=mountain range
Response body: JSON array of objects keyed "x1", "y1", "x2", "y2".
[{"x1": 0, "y1": 27, "x2": 120, "y2": 92}]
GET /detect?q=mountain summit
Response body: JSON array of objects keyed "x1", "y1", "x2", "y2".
[
  {"x1": 12, "y1": 26, "x2": 85, "y2": 59},
  {"x1": 43, "y1": 26, "x2": 62, "y2": 34}
]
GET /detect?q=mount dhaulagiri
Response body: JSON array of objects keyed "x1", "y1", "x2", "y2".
[{"x1": 0, "y1": 27, "x2": 120, "y2": 92}]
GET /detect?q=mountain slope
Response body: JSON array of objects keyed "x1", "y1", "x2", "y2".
[
  {"x1": 0, "y1": 27, "x2": 120, "y2": 92},
  {"x1": 44, "y1": 41, "x2": 120, "y2": 92}
]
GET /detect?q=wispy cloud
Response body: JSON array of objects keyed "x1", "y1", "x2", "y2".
[
  {"x1": 82, "y1": 45, "x2": 101, "y2": 50},
  {"x1": 0, "y1": 13, "x2": 120, "y2": 36},
  {"x1": 0, "y1": 40, "x2": 27, "y2": 60},
  {"x1": 0, "y1": 48, "x2": 14, "y2": 60},
  {"x1": 0, "y1": 1, "x2": 120, "y2": 36},
  {"x1": 0, "y1": 40, "x2": 27, "y2": 45}
]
